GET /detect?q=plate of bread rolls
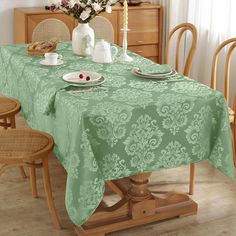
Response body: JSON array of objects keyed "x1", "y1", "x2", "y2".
[{"x1": 27, "y1": 38, "x2": 59, "y2": 56}]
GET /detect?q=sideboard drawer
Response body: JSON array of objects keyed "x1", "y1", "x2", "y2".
[
  {"x1": 128, "y1": 44, "x2": 158, "y2": 57},
  {"x1": 124, "y1": 31, "x2": 159, "y2": 46},
  {"x1": 148, "y1": 56, "x2": 159, "y2": 63},
  {"x1": 118, "y1": 9, "x2": 159, "y2": 46}
]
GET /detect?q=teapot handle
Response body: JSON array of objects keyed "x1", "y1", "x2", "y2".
[{"x1": 111, "y1": 46, "x2": 118, "y2": 60}]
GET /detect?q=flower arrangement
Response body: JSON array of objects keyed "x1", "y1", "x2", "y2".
[{"x1": 48, "y1": 0, "x2": 115, "y2": 23}]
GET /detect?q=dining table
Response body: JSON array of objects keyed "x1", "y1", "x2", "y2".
[{"x1": 0, "y1": 41, "x2": 234, "y2": 236}]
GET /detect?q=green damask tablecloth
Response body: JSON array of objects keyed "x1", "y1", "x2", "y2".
[{"x1": 0, "y1": 42, "x2": 234, "y2": 226}]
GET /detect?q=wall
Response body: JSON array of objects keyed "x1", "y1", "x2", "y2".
[{"x1": 0, "y1": 0, "x2": 48, "y2": 45}]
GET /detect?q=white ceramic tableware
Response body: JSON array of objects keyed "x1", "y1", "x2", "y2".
[
  {"x1": 62, "y1": 71, "x2": 102, "y2": 84},
  {"x1": 40, "y1": 59, "x2": 63, "y2": 66},
  {"x1": 131, "y1": 68, "x2": 178, "y2": 79},
  {"x1": 92, "y1": 40, "x2": 118, "y2": 64},
  {"x1": 44, "y1": 52, "x2": 63, "y2": 65},
  {"x1": 62, "y1": 76, "x2": 106, "y2": 87}
]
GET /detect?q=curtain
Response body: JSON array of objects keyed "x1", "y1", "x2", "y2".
[
  {"x1": 151, "y1": 0, "x2": 236, "y2": 105},
  {"x1": 0, "y1": 0, "x2": 48, "y2": 45},
  {"x1": 150, "y1": 0, "x2": 170, "y2": 60},
  {"x1": 186, "y1": 0, "x2": 236, "y2": 105},
  {"x1": 150, "y1": 0, "x2": 188, "y2": 62}
]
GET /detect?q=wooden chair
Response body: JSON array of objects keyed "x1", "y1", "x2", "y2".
[
  {"x1": 233, "y1": 95, "x2": 236, "y2": 159},
  {"x1": 90, "y1": 16, "x2": 115, "y2": 43},
  {"x1": 190, "y1": 38, "x2": 236, "y2": 195},
  {"x1": 0, "y1": 96, "x2": 27, "y2": 178},
  {"x1": 211, "y1": 38, "x2": 236, "y2": 165},
  {"x1": 0, "y1": 129, "x2": 61, "y2": 229},
  {"x1": 165, "y1": 23, "x2": 198, "y2": 76},
  {"x1": 32, "y1": 18, "x2": 71, "y2": 42},
  {"x1": 165, "y1": 23, "x2": 198, "y2": 195}
]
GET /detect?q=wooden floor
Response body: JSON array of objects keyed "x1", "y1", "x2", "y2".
[{"x1": 1, "y1": 115, "x2": 236, "y2": 236}]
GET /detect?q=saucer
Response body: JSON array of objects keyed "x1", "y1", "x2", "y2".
[{"x1": 40, "y1": 59, "x2": 63, "y2": 66}]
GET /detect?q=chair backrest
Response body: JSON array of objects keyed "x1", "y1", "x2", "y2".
[
  {"x1": 89, "y1": 16, "x2": 114, "y2": 43},
  {"x1": 165, "y1": 23, "x2": 198, "y2": 76},
  {"x1": 211, "y1": 38, "x2": 236, "y2": 104},
  {"x1": 32, "y1": 18, "x2": 71, "y2": 43}
]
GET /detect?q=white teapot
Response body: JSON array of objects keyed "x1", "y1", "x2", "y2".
[{"x1": 92, "y1": 39, "x2": 118, "y2": 63}]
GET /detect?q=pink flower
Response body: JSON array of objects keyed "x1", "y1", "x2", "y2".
[
  {"x1": 50, "y1": 4, "x2": 58, "y2": 11},
  {"x1": 61, "y1": 0, "x2": 69, "y2": 7},
  {"x1": 74, "y1": 3, "x2": 80, "y2": 9}
]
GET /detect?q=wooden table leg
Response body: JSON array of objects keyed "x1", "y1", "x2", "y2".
[{"x1": 75, "y1": 173, "x2": 198, "y2": 236}]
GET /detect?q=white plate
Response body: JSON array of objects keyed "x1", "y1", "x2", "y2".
[
  {"x1": 63, "y1": 76, "x2": 106, "y2": 87},
  {"x1": 40, "y1": 59, "x2": 63, "y2": 66},
  {"x1": 63, "y1": 71, "x2": 102, "y2": 84},
  {"x1": 131, "y1": 68, "x2": 178, "y2": 79}
]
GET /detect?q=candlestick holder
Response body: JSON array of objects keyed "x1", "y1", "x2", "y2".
[{"x1": 117, "y1": 28, "x2": 133, "y2": 62}]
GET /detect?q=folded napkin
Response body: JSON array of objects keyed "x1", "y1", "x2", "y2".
[{"x1": 137, "y1": 64, "x2": 172, "y2": 74}]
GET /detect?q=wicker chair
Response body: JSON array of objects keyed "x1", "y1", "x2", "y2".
[
  {"x1": 0, "y1": 96, "x2": 27, "y2": 178},
  {"x1": 0, "y1": 129, "x2": 61, "y2": 229},
  {"x1": 32, "y1": 18, "x2": 71, "y2": 43},
  {"x1": 0, "y1": 96, "x2": 21, "y2": 129},
  {"x1": 90, "y1": 16, "x2": 115, "y2": 43}
]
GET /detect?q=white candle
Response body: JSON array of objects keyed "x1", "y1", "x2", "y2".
[{"x1": 123, "y1": 0, "x2": 128, "y2": 30}]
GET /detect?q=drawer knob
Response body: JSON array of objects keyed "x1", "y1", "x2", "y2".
[
  {"x1": 137, "y1": 40, "x2": 144, "y2": 43},
  {"x1": 137, "y1": 50, "x2": 143, "y2": 53}
]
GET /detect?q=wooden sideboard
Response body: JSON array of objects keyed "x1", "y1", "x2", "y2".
[{"x1": 14, "y1": 4, "x2": 163, "y2": 63}]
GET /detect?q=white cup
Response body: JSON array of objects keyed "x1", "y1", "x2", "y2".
[{"x1": 44, "y1": 53, "x2": 63, "y2": 65}]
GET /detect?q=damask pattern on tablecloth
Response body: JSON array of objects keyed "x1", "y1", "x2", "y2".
[
  {"x1": 0, "y1": 41, "x2": 234, "y2": 227},
  {"x1": 101, "y1": 153, "x2": 131, "y2": 179},
  {"x1": 102, "y1": 73, "x2": 127, "y2": 88},
  {"x1": 111, "y1": 88, "x2": 153, "y2": 108},
  {"x1": 185, "y1": 106, "x2": 212, "y2": 160},
  {"x1": 171, "y1": 80, "x2": 213, "y2": 97},
  {"x1": 129, "y1": 80, "x2": 168, "y2": 92},
  {"x1": 78, "y1": 178, "x2": 104, "y2": 215},
  {"x1": 124, "y1": 115, "x2": 164, "y2": 171},
  {"x1": 154, "y1": 141, "x2": 191, "y2": 169},
  {"x1": 88, "y1": 101, "x2": 133, "y2": 147},
  {"x1": 156, "y1": 93, "x2": 195, "y2": 135},
  {"x1": 81, "y1": 130, "x2": 99, "y2": 173}
]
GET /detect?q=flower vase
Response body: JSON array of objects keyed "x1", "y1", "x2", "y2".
[{"x1": 72, "y1": 23, "x2": 95, "y2": 56}]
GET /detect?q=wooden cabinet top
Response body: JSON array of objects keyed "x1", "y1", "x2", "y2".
[{"x1": 14, "y1": 3, "x2": 161, "y2": 14}]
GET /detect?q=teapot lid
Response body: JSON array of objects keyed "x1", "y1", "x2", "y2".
[{"x1": 96, "y1": 39, "x2": 109, "y2": 45}]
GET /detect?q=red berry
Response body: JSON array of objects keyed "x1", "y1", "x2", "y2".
[
  {"x1": 86, "y1": 76, "x2": 91, "y2": 81},
  {"x1": 79, "y1": 73, "x2": 84, "y2": 79}
]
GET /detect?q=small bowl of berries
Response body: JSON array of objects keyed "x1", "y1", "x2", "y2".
[{"x1": 62, "y1": 71, "x2": 102, "y2": 85}]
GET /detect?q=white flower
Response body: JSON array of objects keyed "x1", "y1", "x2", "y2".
[
  {"x1": 68, "y1": 0, "x2": 76, "y2": 8},
  {"x1": 105, "y1": 5, "x2": 112, "y2": 13},
  {"x1": 80, "y1": 2, "x2": 86, "y2": 8},
  {"x1": 80, "y1": 8, "x2": 92, "y2": 21},
  {"x1": 92, "y1": 3, "x2": 102, "y2": 12},
  {"x1": 49, "y1": 0, "x2": 60, "y2": 4}
]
